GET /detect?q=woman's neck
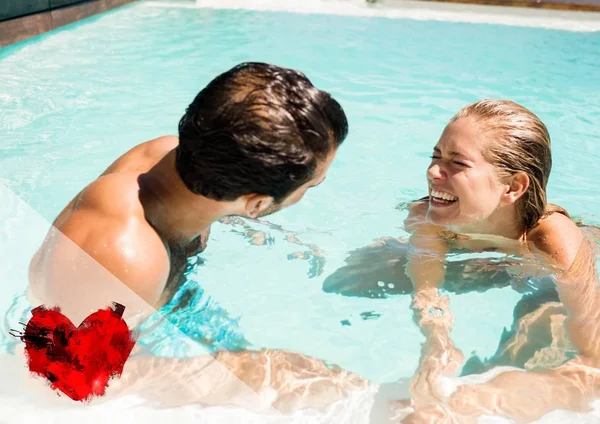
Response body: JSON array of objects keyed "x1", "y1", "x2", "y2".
[{"x1": 449, "y1": 207, "x2": 526, "y2": 241}]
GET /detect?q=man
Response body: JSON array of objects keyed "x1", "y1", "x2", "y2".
[
  {"x1": 23, "y1": 61, "x2": 378, "y2": 413},
  {"x1": 28, "y1": 62, "x2": 347, "y2": 326}
]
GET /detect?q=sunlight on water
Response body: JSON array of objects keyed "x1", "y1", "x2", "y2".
[{"x1": 1, "y1": 1, "x2": 599, "y2": 398}]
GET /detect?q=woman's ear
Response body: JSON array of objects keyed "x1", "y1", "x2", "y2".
[{"x1": 501, "y1": 172, "x2": 529, "y2": 205}]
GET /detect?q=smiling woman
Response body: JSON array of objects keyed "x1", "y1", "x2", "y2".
[
  {"x1": 403, "y1": 99, "x2": 591, "y2": 400},
  {"x1": 323, "y1": 98, "x2": 600, "y2": 419},
  {"x1": 425, "y1": 99, "x2": 555, "y2": 235}
]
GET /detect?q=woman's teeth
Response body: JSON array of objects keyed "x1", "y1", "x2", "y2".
[{"x1": 431, "y1": 189, "x2": 458, "y2": 202}]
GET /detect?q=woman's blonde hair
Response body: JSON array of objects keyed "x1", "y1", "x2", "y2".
[{"x1": 450, "y1": 99, "x2": 568, "y2": 231}]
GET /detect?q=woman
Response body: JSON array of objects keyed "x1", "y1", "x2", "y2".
[
  {"x1": 326, "y1": 99, "x2": 600, "y2": 422},
  {"x1": 403, "y1": 99, "x2": 600, "y2": 419}
]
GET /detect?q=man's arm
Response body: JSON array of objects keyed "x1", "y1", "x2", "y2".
[
  {"x1": 107, "y1": 349, "x2": 368, "y2": 413},
  {"x1": 29, "y1": 204, "x2": 169, "y2": 327}
]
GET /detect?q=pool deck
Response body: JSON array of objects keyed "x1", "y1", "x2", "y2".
[
  {"x1": 0, "y1": 0, "x2": 137, "y2": 47},
  {"x1": 1, "y1": 0, "x2": 600, "y2": 48},
  {"x1": 178, "y1": 0, "x2": 600, "y2": 32},
  {"x1": 419, "y1": 0, "x2": 600, "y2": 12}
]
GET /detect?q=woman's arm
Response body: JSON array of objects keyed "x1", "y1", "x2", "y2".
[
  {"x1": 404, "y1": 200, "x2": 450, "y2": 317},
  {"x1": 403, "y1": 358, "x2": 600, "y2": 424},
  {"x1": 528, "y1": 213, "x2": 600, "y2": 361},
  {"x1": 404, "y1": 201, "x2": 464, "y2": 404},
  {"x1": 406, "y1": 220, "x2": 452, "y2": 342},
  {"x1": 404, "y1": 215, "x2": 600, "y2": 423}
]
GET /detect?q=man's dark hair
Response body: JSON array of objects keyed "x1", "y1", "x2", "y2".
[{"x1": 176, "y1": 62, "x2": 348, "y2": 203}]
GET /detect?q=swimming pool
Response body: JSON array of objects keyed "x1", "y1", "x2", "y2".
[{"x1": 1, "y1": 0, "x2": 600, "y2": 420}]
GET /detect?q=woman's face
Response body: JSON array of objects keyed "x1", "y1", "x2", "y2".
[{"x1": 426, "y1": 117, "x2": 508, "y2": 229}]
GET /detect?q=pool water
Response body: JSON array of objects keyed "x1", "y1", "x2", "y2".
[{"x1": 1, "y1": 0, "x2": 600, "y2": 388}]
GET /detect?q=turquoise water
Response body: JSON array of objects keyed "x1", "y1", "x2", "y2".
[{"x1": 1, "y1": 2, "x2": 599, "y2": 383}]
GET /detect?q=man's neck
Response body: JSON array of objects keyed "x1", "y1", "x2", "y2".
[{"x1": 138, "y1": 150, "x2": 225, "y2": 247}]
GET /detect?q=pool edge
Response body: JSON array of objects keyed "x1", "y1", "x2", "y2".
[
  {"x1": 0, "y1": 0, "x2": 139, "y2": 48},
  {"x1": 412, "y1": 0, "x2": 600, "y2": 12}
]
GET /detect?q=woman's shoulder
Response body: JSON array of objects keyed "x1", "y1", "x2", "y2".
[
  {"x1": 403, "y1": 197, "x2": 429, "y2": 233},
  {"x1": 407, "y1": 196, "x2": 429, "y2": 215},
  {"x1": 527, "y1": 209, "x2": 584, "y2": 270}
]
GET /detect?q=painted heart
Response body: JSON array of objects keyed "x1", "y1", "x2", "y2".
[{"x1": 16, "y1": 302, "x2": 136, "y2": 402}]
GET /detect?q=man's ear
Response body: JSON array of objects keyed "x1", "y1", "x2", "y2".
[
  {"x1": 243, "y1": 194, "x2": 274, "y2": 219},
  {"x1": 501, "y1": 171, "x2": 529, "y2": 205}
]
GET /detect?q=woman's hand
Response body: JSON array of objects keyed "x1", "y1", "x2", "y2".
[
  {"x1": 409, "y1": 331, "x2": 465, "y2": 411},
  {"x1": 401, "y1": 403, "x2": 476, "y2": 424},
  {"x1": 408, "y1": 288, "x2": 465, "y2": 410}
]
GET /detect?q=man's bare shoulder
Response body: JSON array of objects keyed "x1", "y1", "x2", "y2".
[
  {"x1": 100, "y1": 135, "x2": 179, "y2": 177},
  {"x1": 37, "y1": 173, "x2": 170, "y2": 306},
  {"x1": 75, "y1": 172, "x2": 147, "y2": 217},
  {"x1": 120, "y1": 135, "x2": 178, "y2": 162}
]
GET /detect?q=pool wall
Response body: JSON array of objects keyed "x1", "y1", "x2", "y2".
[
  {"x1": 0, "y1": 0, "x2": 138, "y2": 47},
  {"x1": 2, "y1": 0, "x2": 600, "y2": 48},
  {"x1": 420, "y1": 0, "x2": 600, "y2": 12}
]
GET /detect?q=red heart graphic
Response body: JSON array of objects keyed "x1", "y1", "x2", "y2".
[{"x1": 16, "y1": 302, "x2": 136, "y2": 402}]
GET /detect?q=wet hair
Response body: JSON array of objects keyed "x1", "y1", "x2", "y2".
[
  {"x1": 176, "y1": 62, "x2": 348, "y2": 203},
  {"x1": 450, "y1": 99, "x2": 567, "y2": 231}
]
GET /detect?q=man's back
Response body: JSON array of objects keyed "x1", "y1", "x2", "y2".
[
  {"x1": 29, "y1": 136, "x2": 179, "y2": 322},
  {"x1": 28, "y1": 62, "x2": 349, "y2": 328}
]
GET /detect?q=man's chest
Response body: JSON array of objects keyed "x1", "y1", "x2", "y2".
[{"x1": 163, "y1": 227, "x2": 211, "y2": 296}]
